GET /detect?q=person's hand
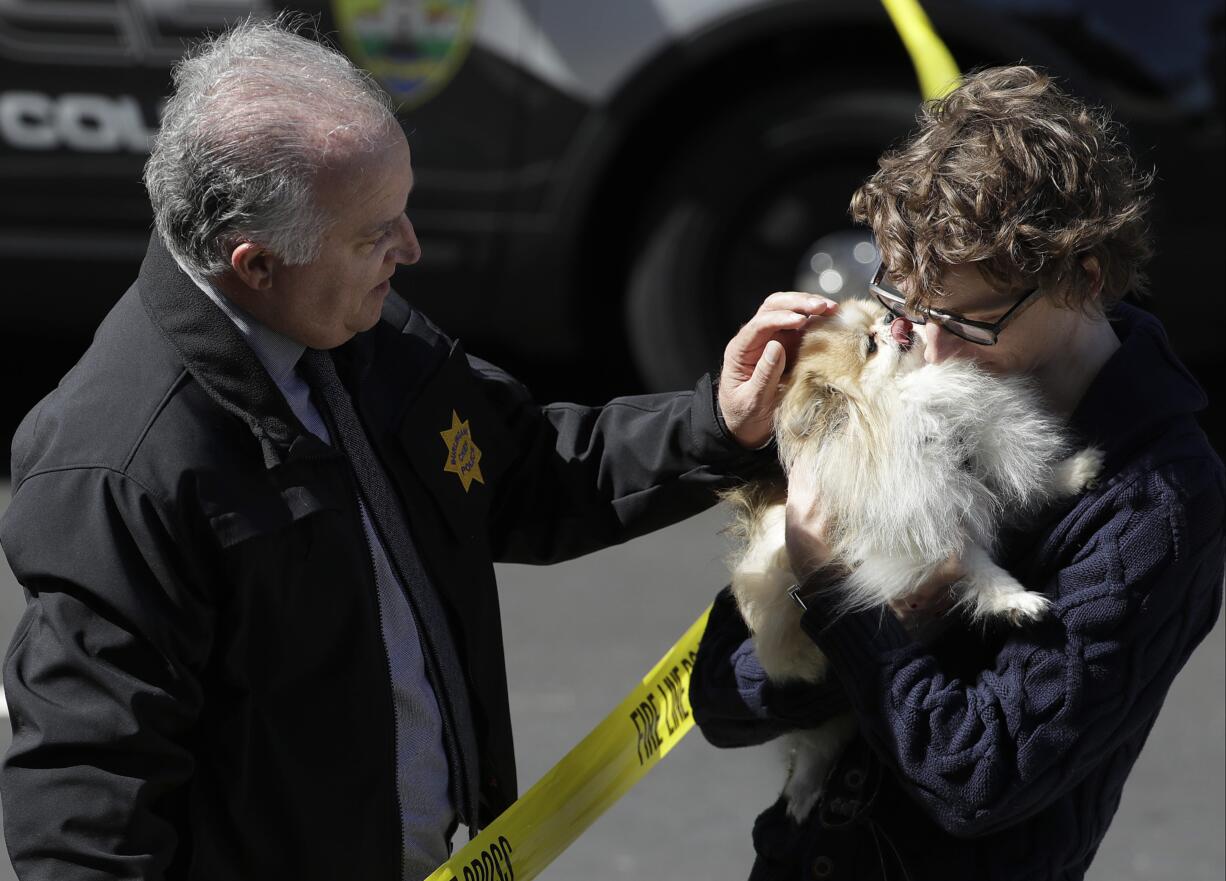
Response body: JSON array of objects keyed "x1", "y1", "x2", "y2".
[
  {"x1": 783, "y1": 465, "x2": 834, "y2": 580},
  {"x1": 787, "y1": 461, "x2": 961, "y2": 624},
  {"x1": 718, "y1": 292, "x2": 837, "y2": 448},
  {"x1": 888, "y1": 556, "x2": 961, "y2": 626}
]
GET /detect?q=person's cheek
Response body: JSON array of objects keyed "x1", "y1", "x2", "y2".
[
  {"x1": 975, "y1": 341, "x2": 1024, "y2": 375},
  {"x1": 921, "y1": 324, "x2": 954, "y2": 364}
]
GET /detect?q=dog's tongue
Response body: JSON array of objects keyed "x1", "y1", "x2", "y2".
[{"x1": 890, "y1": 316, "x2": 913, "y2": 346}]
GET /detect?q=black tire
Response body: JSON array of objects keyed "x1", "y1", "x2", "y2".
[{"x1": 625, "y1": 84, "x2": 920, "y2": 390}]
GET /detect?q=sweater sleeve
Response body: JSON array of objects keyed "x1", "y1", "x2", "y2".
[
  {"x1": 689, "y1": 587, "x2": 852, "y2": 748},
  {"x1": 798, "y1": 465, "x2": 1225, "y2": 838}
]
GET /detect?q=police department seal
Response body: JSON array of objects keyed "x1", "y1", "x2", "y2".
[{"x1": 333, "y1": 0, "x2": 477, "y2": 107}]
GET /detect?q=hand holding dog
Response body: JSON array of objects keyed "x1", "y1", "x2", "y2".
[
  {"x1": 718, "y1": 292, "x2": 837, "y2": 448},
  {"x1": 783, "y1": 464, "x2": 834, "y2": 580},
  {"x1": 785, "y1": 469, "x2": 959, "y2": 624},
  {"x1": 888, "y1": 557, "x2": 961, "y2": 624}
]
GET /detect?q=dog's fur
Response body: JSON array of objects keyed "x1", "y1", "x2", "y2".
[{"x1": 725, "y1": 299, "x2": 1101, "y2": 821}]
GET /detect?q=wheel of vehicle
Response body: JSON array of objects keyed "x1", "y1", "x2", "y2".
[{"x1": 625, "y1": 85, "x2": 921, "y2": 391}]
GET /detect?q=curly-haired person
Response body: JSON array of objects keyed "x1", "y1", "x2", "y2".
[{"x1": 690, "y1": 65, "x2": 1224, "y2": 881}]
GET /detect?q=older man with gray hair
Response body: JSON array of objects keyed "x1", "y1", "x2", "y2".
[{"x1": 0, "y1": 17, "x2": 827, "y2": 881}]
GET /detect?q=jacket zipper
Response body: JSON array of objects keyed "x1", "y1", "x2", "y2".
[
  {"x1": 351, "y1": 482, "x2": 475, "y2": 854},
  {"x1": 354, "y1": 500, "x2": 410, "y2": 877},
  {"x1": 377, "y1": 518, "x2": 474, "y2": 830},
  {"x1": 335, "y1": 387, "x2": 474, "y2": 836}
]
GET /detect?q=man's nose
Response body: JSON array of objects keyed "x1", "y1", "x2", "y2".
[
  {"x1": 922, "y1": 322, "x2": 964, "y2": 364},
  {"x1": 391, "y1": 214, "x2": 421, "y2": 266}
]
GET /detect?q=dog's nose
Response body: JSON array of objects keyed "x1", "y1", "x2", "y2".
[{"x1": 890, "y1": 317, "x2": 914, "y2": 346}]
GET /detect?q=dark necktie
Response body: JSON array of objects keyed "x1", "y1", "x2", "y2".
[{"x1": 299, "y1": 347, "x2": 481, "y2": 829}]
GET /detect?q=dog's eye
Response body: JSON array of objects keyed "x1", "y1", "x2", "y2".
[{"x1": 866, "y1": 335, "x2": 877, "y2": 355}]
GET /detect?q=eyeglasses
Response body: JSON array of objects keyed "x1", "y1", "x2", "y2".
[{"x1": 869, "y1": 263, "x2": 1041, "y2": 346}]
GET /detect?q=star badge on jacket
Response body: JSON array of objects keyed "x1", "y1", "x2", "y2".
[{"x1": 440, "y1": 410, "x2": 485, "y2": 492}]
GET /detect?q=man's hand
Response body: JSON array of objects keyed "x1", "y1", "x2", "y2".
[
  {"x1": 718, "y1": 292, "x2": 837, "y2": 449},
  {"x1": 783, "y1": 464, "x2": 834, "y2": 580},
  {"x1": 888, "y1": 557, "x2": 960, "y2": 626}
]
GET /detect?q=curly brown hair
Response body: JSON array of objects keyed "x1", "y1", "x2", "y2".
[{"x1": 850, "y1": 65, "x2": 1153, "y2": 311}]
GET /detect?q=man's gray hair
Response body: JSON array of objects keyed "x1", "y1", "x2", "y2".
[{"x1": 144, "y1": 16, "x2": 397, "y2": 277}]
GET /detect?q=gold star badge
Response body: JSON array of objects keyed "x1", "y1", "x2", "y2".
[{"x1": 440, "y1": 410, "x2": 484, "y2": 492}]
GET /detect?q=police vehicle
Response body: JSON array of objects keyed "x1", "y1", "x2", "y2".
[{"x1": 1, "y1": 0, "x2": 1221, "y2": 445}]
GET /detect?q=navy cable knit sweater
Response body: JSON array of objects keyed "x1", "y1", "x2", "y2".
[{"x1": 689, "y1": 304, "x2": 1225, "y2": 881}]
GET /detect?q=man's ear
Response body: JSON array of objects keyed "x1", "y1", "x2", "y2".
[
  {"x1": 230, "y1": 242, "x2": 277, "y2": 291},
  {"x1": 1080, "y1": 254, "x2": 1103, "y2": 298}
]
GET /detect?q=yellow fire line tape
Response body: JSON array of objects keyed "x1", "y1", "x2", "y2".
[
  {"x1": 425, "y1": 606, "x2": 712, "y2": 881},
  {"x1": 880, "y1": 0, "x2": 962, "y2": 100}
]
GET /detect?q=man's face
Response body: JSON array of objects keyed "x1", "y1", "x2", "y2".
[
  {"x1": 251, "y1": 127, "x2": 420, "y2": 349},
  {"x1": 918, "y1": 264, "x2": 1077, "y2": 376}
]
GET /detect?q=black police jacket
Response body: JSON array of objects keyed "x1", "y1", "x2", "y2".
[{"x1": 0, "y1": 235, "x2": 770, "y2": 880}]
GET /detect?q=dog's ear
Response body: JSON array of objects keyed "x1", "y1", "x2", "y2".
[
  {"x1": 775, "y1": 379, "x2": 849, "y2": 470},
  {"x1": 718, "y1": 479, "x2": 787, "y2": 543}
]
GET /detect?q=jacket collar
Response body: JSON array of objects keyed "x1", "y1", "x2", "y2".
[
  {"x1": 188, "y1": 268, "x2": 306, "y2": 389},
  {"x1": 138, "y1": 233, "x2": 330, "y2": 467},
  {"x1": 1070, "y1": 302, "x2": 1207, "y2": 463}
]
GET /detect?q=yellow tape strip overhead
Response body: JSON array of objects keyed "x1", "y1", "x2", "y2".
[
  {"x1": 880, "y1": 0, "x2": 962, "y2": 100},
  {"x1": 425, "y1": 607, "x2": 712, "y2": 881}
]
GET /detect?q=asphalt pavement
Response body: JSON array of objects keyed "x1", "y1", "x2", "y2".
[{"x1": 0, "y1": 483, "x2": 1222, "y2": 880}]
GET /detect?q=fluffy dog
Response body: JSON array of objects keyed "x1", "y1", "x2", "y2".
[{"x1": 725, "y1": 299, "x2": 1101, "y2": 821}]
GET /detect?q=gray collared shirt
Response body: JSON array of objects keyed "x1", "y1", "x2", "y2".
[{"x1": 180, "y1": 262, "x2": 455, "y2": 880}]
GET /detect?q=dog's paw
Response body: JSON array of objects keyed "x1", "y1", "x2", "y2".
[
  {"x1": 1055, "y1": 447, "x2": 1105, "y2": 495},
  {"x1": 986, "y1": 589, "x2": 1050, "y2": 625},
  {"x1": 783, "y1": 777, "x2": 822, "y2": 824}
]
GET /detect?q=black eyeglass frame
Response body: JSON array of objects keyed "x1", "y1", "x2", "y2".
[{"x1": 869, "y1": 263, "x2": 1041, "y2": 346}]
